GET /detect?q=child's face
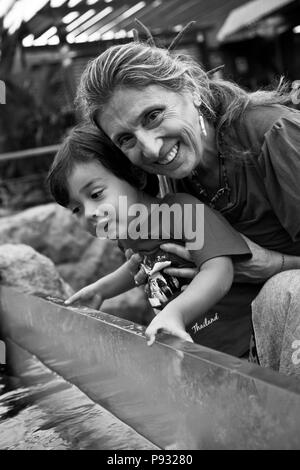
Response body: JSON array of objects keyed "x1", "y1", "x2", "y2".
[{"x1": 67, "y1": 161, "x2": 139, "y2": 238}]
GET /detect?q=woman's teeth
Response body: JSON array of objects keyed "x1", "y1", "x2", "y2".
[{"x1": 160, "y1": 143, "x2": 179, "y2": 165}]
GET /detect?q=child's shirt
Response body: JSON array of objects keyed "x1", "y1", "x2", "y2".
[{"x1": 119, "y1": 193, "x2": 261, "y2": 358}]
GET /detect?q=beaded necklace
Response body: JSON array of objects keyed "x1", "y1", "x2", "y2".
[{"x1": 190, "y1": 154, "x2": 231, "y2": 209}]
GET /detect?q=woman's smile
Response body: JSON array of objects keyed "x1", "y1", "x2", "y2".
[{"x1": 159, "y1": 142, "x2": 180, "y2": 165}]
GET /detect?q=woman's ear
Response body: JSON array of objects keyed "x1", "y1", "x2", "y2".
[{"x1": 192, "y1": 92, "x2": 201, "y2": 108}]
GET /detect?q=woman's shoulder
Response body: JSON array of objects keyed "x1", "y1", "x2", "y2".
[
  {"x1": 244, "y1": 102, "x2": 297, "y2": 124},
  {"x1": 232, "y1": 104, "x2": 300, "y2": 153},
  {"x1": 243, "y1": 103, "x2": 299, "y2": 129}
]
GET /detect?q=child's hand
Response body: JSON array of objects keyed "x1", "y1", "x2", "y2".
[
  {"x1": 64, "y1": 284, "x2": 104, "y2": 310},
  {"x1": 145, "y1": 307, "x2": 193, "y2": 346}
]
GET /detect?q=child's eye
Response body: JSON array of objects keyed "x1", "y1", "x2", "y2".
[
  {"x1": 72, "y1": 206, "x2": 81, "y2": 216},
  {"x1": 91, "y1": 190, "x2": 103, "y2": 200}
]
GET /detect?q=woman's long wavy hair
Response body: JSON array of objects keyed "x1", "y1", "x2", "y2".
[{"x1": 77, "y1": 40, "x2": 292, "y2": 158}]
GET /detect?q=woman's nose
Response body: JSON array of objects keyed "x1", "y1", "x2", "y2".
[{"x1": 136, "y1": 131, "x2": 162, "y2": 162}]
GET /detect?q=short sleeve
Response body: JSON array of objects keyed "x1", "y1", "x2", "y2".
[
  {"x1": 165, "y1": 193, "x2": 251, "y2": 267},
  {"x1": 259, "y1": 112, "x2": 300, "y2": 241}
]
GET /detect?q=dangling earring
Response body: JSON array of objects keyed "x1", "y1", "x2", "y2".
[{"x1": 199, "y1": 114, "x2": 207, "y2": 137}]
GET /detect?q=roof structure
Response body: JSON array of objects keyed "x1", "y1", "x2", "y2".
[
  {"x1": 218, "y1": 0, "x2": 298, "y2": 42},
  {"x1": 1, "y1": 0, "x2": 251, "y2": 48}
]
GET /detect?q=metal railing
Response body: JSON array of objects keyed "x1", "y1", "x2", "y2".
[{"x1": 0, "y1": 145, "x2": 60, "y2": 163}]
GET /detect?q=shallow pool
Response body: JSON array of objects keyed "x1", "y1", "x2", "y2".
[{"x1": 0, "y1": 351, "x2": 157, "y2": 450}]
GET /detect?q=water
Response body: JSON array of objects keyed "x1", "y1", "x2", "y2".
[
  {"x1": 0, "y1": 370, "x2": 70, "y2": 449},
  {"x1": 0, "y1": 350, "x2": 157, "y2": 450}
]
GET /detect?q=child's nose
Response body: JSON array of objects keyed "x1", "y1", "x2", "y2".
[{"x1": 84, "y1": 202, "x2": 98, "y2": 220}]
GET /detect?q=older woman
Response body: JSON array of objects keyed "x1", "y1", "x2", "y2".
[{"x1": 76, "y1": 36, "x2": 300, "y2": 376}]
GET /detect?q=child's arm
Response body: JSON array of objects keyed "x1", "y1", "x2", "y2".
[
  {"x1": 145, "y1": 256, "x2": 233, "y2": 346},
  {"x1": 65, "y1": 259, "x2": 136, "y2": 308}
]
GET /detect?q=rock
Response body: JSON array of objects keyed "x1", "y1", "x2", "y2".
[
  {"x1": 0, "y1": 208, "x2": 14, "y2": 218},
  {"x1": 0, "y1": 203, "x2": 93, "y2": 264},
  {"x1": 0, "y1": 244, "x2": 73, "y2": 299},
  {"x1": 57, "y1": 238, "x2": 124, "y2": 290},
  {"x1": 0, "y1": 203, "x2": 125, "y2": 289}
]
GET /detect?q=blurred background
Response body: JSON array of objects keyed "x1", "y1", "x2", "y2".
[{"x1": 0, "y1": 0, "x2": 300, "y2": 210}]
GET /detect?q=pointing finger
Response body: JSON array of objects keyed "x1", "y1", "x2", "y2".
[
  {"x1": 163, "y1": 267, "x2": 197, "y2": 279},
  {"x1": 64, "y1": 291, "x2": 84, "y2": 305},
  {"x1": 147, "y1": 334, "x2": 156, "y2": 346}
]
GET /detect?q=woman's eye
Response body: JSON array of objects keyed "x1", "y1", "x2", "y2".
[{"x1": 145, "y1": 109, "x2": 162, "y2": 124}]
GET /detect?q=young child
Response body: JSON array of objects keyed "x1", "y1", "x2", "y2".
[{"x1": 48, "y1": 124, "x2": 257, "y2": 357}]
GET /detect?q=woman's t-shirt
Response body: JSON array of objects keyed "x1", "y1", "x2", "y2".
[{"x1": 180, "y1": 104, "x2": 300, "y2": 256}]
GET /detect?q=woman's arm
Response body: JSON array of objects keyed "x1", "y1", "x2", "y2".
[
  {"x1": 233, "y1": 235, "x2": 300, "y2": 283},
  {"x1": 65, "y1": 260, "x2": 136, "y2": 308},
  {"x1": 126, "y1": 234, "x2": 300, "y2": 288},
  {"x1": 145, "y1": 256, "x2": 233, "y2": 345},
  {"x1": 158, "y1": 237, "x2": 300, "y2": 284}
]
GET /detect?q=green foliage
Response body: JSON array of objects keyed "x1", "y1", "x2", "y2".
[{"x1": 0, "y1": 23, "x2": 76, "y2": 153}]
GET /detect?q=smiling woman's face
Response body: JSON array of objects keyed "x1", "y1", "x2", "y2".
[{"x1": 96, "y1": 85, "x2": 204, "y2": 179}]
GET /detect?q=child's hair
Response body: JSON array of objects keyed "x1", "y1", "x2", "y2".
[{"x1": 47, "y1": 123, "x2": 159, "y2": 207}]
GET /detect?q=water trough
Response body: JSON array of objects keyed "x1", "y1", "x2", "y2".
[{"x1": 1, "y1": 285, "x2": 300, "y2": 449}]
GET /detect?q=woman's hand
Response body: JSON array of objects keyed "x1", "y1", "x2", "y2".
[
  {"x1": 234, "y1": 234, "x2": 282, "y2": 283},
  {"x1": 159, "y1": 243, "x2": 198, "y2": 279},
  {"x1": 159, "y1": 238, "x2": 284, "y2": 283},
  {"x1": 65, "y1": 283, "x2": 104, "y2": 309},
  {"x1": 125, "y1": 245, "x2": 198, "y2": 286},
  {"x1": 145, "y1": 307, "x2": 194, "y2": 346}
]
